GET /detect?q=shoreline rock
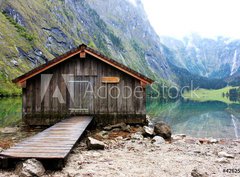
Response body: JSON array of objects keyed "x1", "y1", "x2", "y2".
[
  {"x1": 142, "y1": 126, "x2": 154, "y2": 137},
  {"x1": 15, "y1": 159, "x2": 45, "y2": 177},
  {"x1": 153, "y1": 121, "x2": 172, "y2": 140},
  {"x1": 152, "y1": 136, "x2": 165, "y2": 145},
  {"x1": 86, "y1": 137, "x2": 105, "y2": 150}
]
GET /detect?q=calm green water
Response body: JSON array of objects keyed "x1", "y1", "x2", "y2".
[
  {"x1": 147, "y1": 99, "x2": 240, "y2": 139},
  {"x1": 0, "y1": 97, "x2": 240, "y2": 139},
  {"x1": 0, "y1": 97, "x2": 22, "y2": 128}
]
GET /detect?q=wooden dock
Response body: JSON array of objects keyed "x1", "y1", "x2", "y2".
[{"x1": 0, "y1": 116, "x2": 93, "y2": 169}]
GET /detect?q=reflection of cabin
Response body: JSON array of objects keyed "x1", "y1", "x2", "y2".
[{"x1": 13, "y1": 44, "x2": 154, "y2": 126}]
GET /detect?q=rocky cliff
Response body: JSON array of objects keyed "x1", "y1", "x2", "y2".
[
  {"x1": 0, "y1": 0, "x2": 174, "y2": 95},
  {"x1": 160, "y1": 34, "x2": 240, "y2": 80}
]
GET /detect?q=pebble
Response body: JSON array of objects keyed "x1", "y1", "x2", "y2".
[
  {"x1": 218, "y1": 151, "x2": 235, "y2": 158},
  {"x1": 216, "y1": 157, "x2": 230, "y2": 164},
  {"x1": 209, "y1": 138, "x2": 218, "y2": 144},
  {"x1": 131, "y1": 132, "x2": 143, "y2": 140}
]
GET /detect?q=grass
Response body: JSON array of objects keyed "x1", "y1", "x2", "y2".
[
  {"x1": 2, "y1": 12, "x2": 35, "y2": 42},
  {"x1": 183, "y1": 86, "x2": 239, "y2": 104}
]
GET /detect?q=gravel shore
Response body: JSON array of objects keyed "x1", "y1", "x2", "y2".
[{"x1": 1, "y1": 128, "x2": 240, "y2": 177}]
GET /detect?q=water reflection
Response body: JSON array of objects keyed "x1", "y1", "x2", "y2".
[
  {"x1": 147, "y1": 99, "x2": 240, "y2": 139},
  {"x1": 0, "y1": 97, "x2": 22, "y2": 127}
]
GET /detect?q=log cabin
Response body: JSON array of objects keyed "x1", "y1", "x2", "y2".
[{"x1": 12, "y1": 44, "x2": 154, "y2": 126}]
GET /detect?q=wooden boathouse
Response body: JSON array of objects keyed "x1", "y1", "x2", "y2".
[{"x1": 13, "y1": 44, "x2": 154, "y2": 126}]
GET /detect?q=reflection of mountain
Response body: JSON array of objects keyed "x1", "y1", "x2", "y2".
[
  {"x1": 231, "y1": 115, "x2": 240, "y2": 139},
  {"x1": 147, "y1": 100, "x2": 240, "y2": 138}
]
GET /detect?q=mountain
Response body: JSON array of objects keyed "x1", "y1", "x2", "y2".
[
  {"x1": 160, "y1": 34, "x2": 240, "y2": 80},
  {"x1": 0, "y1": 0, "x2": 175, "y2": 96}
]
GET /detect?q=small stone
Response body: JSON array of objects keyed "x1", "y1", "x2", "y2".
[
  {"x1": 86, "y1": 137, "x2": 105, "y2": 150},
  {"x1": 142, "y1": 126, "x2": 154, "y2": 137},
  {"x1": 115, "y1": 136, "x2": 123, "y2": 140},
  {"x1": 209, "y1": 138, "x2": 218, "y2": 144},
  {"x1": 1, "y1": 127, "x2": 18, "y2": 134},
  {"x1": 218, "y1": 151, "x2": 234, "y2": 158},
  {"x1": 191, "y1": 168, "x2": 208, "y2": 177},
  {"x1": 199, "y1": 139, "x2": 209, "y2": 144},
  {"x1": 122, "y1": 125, "x2": 131, "y2": 132},
  {"x1": 15, "y1": 159, "x2": 45, "y2": 177},
  {"x1": 111, "y1": 128, "x2": 121, "y2": 132},
  {"x1": 131, "y1": 132, "x2": 143, "y2": 140},
  {"x1": 216, "y1": 157, "x2": 230, "y2": 163},
  {"x1": 152, "y1": 136, "x2": 166, "y2": 146},
  {"x1": 171, "y1": 134, "x2": 186, "y2": 140},
  {"x1": 97, "y1": 131, "x2": 109, "y2": 139}
]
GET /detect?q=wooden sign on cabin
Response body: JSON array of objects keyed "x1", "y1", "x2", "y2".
[
  {"x1": 12, "y1": 44, "x2": 154, "y2": 126},
  {"x1": 101, "y1": 77, "x2": 120, "y2": 84}
]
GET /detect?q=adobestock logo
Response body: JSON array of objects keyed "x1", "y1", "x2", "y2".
[
  {"x1": 40, "y1": 74, "x2": 145, "y2": 104},
  {"x1": 148, "y1": 81, "x2": 200, "y2": 99},
  {"x1": 40, "y1": 74, "x2": 200, "y2": 105}
]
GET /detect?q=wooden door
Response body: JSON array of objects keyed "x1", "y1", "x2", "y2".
[{"x1": 69, "y1": 76, "x2": 94, "y2": 114}]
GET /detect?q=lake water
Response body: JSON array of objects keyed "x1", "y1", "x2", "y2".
[
  {"x1": 0, "y1": 97, "x2": 239, "y2": 139},
  {"x1": 0, "y1": 97, "x2": 22, "y2": 128},
  {"x1": 147, "y1": 99, "x2": 240, "y2": 139}
]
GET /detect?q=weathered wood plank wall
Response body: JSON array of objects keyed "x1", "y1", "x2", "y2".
[{"x1": 23, "y1": 54, "x2": 146, "y2": 125}]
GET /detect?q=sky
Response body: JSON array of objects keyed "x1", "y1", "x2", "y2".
[{"x1": 141, "y1": 0, "x2": 240, "y2": 39}]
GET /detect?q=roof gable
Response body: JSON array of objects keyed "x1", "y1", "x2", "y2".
[{"x1": 12, "y1": 44, "x2": 154, "y2": 85}]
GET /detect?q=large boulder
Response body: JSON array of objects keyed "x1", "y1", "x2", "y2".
[
  {"x1": 86, "y1": 137, "x2": 105, "y2": 150},
  {"x1": 15, "y1": 159, "x2": 45, "y2": 177},
  {"x1": 153, "y1": 121, "x2": 172, "y2": 140}
]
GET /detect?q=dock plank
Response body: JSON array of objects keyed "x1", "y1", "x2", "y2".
[{"x1": 0, "y1": 116, "x2": 92, "y2": 160}]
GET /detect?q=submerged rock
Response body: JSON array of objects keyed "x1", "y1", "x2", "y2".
[
  {"x1": 153, "y1": 121, "x2": 171, "y2": 140},
  {"x1": 86, "y1": 137, "x2": 105, "y2": 150},
  {"x1": 15, "y1": 159, "x2": 45, "y2": 177}
]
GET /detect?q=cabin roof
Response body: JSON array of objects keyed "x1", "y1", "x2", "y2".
[{"x1": 12, "y1": 44, "x2": 154, "y2": 84}]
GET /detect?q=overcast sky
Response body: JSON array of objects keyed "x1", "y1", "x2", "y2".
[{"x1": 141, "y1": 0, "x2": 240, "y2": 39}]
